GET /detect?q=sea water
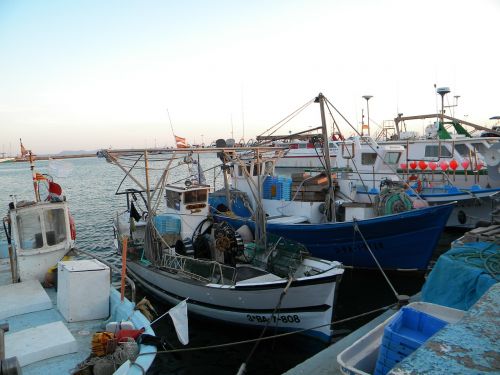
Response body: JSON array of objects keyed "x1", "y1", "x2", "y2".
[{"x1": 0, "y1": 157, "x2": 462, "y2": 375}]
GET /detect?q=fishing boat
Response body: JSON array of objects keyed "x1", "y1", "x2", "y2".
[
  {"x1": 322, "y1": 136, "x2": 500, "y2": 229},
  {"x1": 376, "y1": 88, "x2": 500, "y2": 189},
  {"x1": 209, "y1": 94, "x2": 455, "y2": 271},
  {"x1": 0, "y1": 150, "x2": 157, "y2": 375},
  {"x1": 103, "y1": 148, "x2": 344, "y2": 342}
]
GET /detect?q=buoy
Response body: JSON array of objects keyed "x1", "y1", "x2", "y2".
[
  {"x1": 418, "y1": 161, "x2": 428, "y2": 170},
  {"x1": 461, "y1": 159, "x2": 470, "y2": 169},
  {"x1": 428, "y1": 162, "x2": 437, "y2": 171},
  {"x1": 400, "y1": 162, "x2": 407, "y2": 170},
  {"x1": 409, "y1": 161, "x2": 417, "y2": 170},
  {"x1": 449, "y1": 159, "x2": 458, "y2": 171},
  {"x1": 439, "y1": 161, "x2": 449, "y2": 171}
]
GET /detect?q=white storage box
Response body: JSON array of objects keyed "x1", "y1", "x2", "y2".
[{"x1": 57, "y1": 259, "x2": 110, "y2": 322}]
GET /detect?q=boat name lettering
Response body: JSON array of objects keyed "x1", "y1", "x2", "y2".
[
  {"x1": 246, "y1": 314, "x2": 301, "y2": 323},
  {"x1": 335, "y1": 241, "x2": 384, "y2": 254}
]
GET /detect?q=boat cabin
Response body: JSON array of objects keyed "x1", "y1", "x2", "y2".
[
  {"x1": 6, "y1": 201, "x2": 74, "y2": 282},
  {"x1": 164, "y1": 183, "x2": 211, "y2": 241}
]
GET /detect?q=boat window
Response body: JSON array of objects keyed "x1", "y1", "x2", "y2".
[
  {"x1": 424, "y1": 145, "x2": 452, "y2": 157},
  {"x1": 361, "y1": 153, "x2": 377, "y2": 165},
  {"x1": 44, "y1": 208, "x2": 67, "y2": 246},
  {"x1": 166, "y1": 190, "x2": 182, "y2": 210},
  {"x1": 184, "y1": 189, "x2": 208, "y2": 204},
  {"x1": 454, "y1": 144, "x2": 469, "y2": 157},
  {"x1": 264, "y1": 161, "x2": 274, "y2": 174},
  {"x1": 299, "y1": 143, "x2": 307, "y2": 149},
  {"x1": 383, "y1": 152, "x2": 401, "y2": 164},
  {"x1": 16, "y1": 212, "x2": 43, "y2": 250},
  {"x1": 470, "y1": 142, "x2": 487, "y2": 155}
]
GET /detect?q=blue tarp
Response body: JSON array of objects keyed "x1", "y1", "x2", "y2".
[{"x1": 421, "y1": 241, "x2": 499, "y2": 310}]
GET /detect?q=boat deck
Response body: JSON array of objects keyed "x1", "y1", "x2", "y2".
[
  {"x1": 0, "y1": 258, "x2": 156, "y2": 375},
  {"x1": 0, "y1": 258, "x2": 102, "y2": 374}
]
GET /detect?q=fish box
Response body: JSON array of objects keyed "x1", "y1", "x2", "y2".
[
  {"x1": 57, "y1": 259, "x2": 110, "y2": 322},
  {"x1": 337, "y1": 302, "x2": 464, "y2": 375},
  {"x1": 374, "y1": 307, "x2": 448, "y2": 374}
]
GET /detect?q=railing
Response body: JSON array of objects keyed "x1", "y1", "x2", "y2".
[{"x1": 160, "y1": 252, "x2": 236, "y2": 285}]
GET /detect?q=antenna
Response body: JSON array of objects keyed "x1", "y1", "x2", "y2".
[
  {"x1": 231, "y1": 113, "x2": 234, "y2": 139},
  {"x1": 436, "y1": 87, "x2": 450, "y2": 126},
  {"x1": 362, "y1": 95, "x2": 373, "y2": 136},
  {"x1": 241, "y1": 84, "x2": 245, "y2": 143},
  {"x1": 166, "y1": 108, "x2": 176, "y2": 145}
]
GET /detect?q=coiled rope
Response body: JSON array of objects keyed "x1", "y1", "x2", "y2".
[{"x1": 449, "y1": 241, "x2": 500, "y2": 281}]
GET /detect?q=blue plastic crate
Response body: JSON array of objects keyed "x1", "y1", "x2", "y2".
[
  {"x1": 374, "y1": 307, "x2": 448, "y2": 375},
  {"x1": 153, "y1": 214, "x2": 181, "y2": 235},
  {"x1": 381, "y1": 335, "x2": 417, "y2": 356},
  {"x1": 384, "y1": 307, "x2": 448, "y2": 350}
]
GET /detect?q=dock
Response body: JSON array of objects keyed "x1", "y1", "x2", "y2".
[
  {"x1": 391, "y1": 283, "x2": 500, "y2": 374},
  {"x1": 283, "y1": 306, "x2": 400, "y2": 375}
]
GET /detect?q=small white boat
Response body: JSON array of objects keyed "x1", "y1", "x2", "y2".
[
  {"x1": 1, "y1": 151, "x2": 156, "y2": 375},
  {"x1": 336, "y1": 302, "x2": 465, "y2": 375}
]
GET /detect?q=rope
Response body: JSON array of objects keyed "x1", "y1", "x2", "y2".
[
  {"x1": 352, "y1": 220, "x2": 400, "y2": 299},
  {"x1": 72, "y1": 338, "x2": 139, "y2": 375},
  {"x1": 257, "y1": 99, "x2": 315, "y2": 139},
  {"x1": 450, "y1": 241, "x2": 500, "y2": 281},
  {"x1": 134, "y1": 302, "x2": 397, "y2": 358}
]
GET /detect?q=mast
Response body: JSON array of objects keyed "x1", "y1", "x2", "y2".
[
  {"x1": 20, "y1": 139, "x2": 40, "y2": 202},
  {"x1": 316, "y1": 93, "x2": 335, "y2": 222},
  {"x1": 144, "y1": 150, "x2": 152, "y2": 212}
]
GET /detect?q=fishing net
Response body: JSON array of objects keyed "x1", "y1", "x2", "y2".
[{"x1": 245, "y1": 233, "x2": 310, "y2": 278}]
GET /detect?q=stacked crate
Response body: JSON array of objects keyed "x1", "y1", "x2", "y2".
[{"x1": 374, "y1": 307, "x2": 448, "y2": 375}]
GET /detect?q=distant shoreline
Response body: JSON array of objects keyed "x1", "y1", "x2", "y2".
[{"x1": 12, "y1": 153, "x2": 96, "y2": 162}]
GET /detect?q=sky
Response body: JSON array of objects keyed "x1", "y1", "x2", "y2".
[{"x1": 0, "y1": 0, "x2": 499, "y2": 154}]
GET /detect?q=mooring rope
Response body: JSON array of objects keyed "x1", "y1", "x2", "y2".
[
  {"x1": 352, "y1": 220, "x2": 401, "y2": 300},
  {"x1": 133, "y1": 302, "x2": 397, "y2": 360}
]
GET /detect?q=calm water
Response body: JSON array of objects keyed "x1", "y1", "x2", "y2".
[{"x1": 0, "y1": 157, "x2": 464, "y2": 375}]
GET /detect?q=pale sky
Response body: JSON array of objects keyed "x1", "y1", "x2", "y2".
[{"x1": 1, "y1": 0, "x2": 498, "y2": 154}]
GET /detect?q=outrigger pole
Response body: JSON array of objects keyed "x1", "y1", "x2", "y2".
[{"x1": 315, "y1": 94, "x2": 335, "y2": 222}]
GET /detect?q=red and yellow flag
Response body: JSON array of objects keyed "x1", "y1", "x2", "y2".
[{"x1": 175, "y1": 135, "x2": 189, "y2": 148}]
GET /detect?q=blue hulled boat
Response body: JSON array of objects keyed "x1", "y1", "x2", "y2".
[
  {"x1": 210, "y1": 93, "x2": 454, "y2": 271},
  {"x1": 210, "y1": 193, "x2": 454, "y2": 271}
]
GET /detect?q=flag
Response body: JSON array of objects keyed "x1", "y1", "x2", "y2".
[
  {"x1": 175, "y1": 135, "x2": 189, "y2": 148},
  {"x1": 34, "y1": 173, "x2": 46, "y2": 181},
  {"x1": 20, "y1": 139, "x2": 29, "y2": 156},
  {"x1": 48, "y1": 181, "x2": 63, "y2": 195},
  {"x1": 130, "y1": 202, "x2": 142, "y2": 222},
  {"x1": 168, "y1": 299, "x2": 189, "y2": 345}
]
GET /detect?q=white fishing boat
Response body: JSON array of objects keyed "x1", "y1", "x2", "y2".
[
  {"x1": 376, "y1": 87, "x2": 500, "y2": 189},
  {"x1": 331, "y1": 136, "x2": 500, "y2": 228},
  {"x1": 104, "y1": 148, "x2": 344, "y2": 342},
  {"x1": 0, "y1": 150, "x2": 157, "y2": 375}
]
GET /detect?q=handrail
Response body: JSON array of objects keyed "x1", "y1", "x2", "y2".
[
  {"x1": 75, "y1": 248, "x2": 136, "y2": 303},
  {"x1": 160, "y1": 252, "x2": 236, "y2": 285}
]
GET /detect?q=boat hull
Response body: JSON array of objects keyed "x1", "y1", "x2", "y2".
[
  {"x1": 126, "y1": 260, "x2": 342, "y2": 341},
  {"x1": 213, "y1": 203, "x2": 455, "y2": 271}
]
